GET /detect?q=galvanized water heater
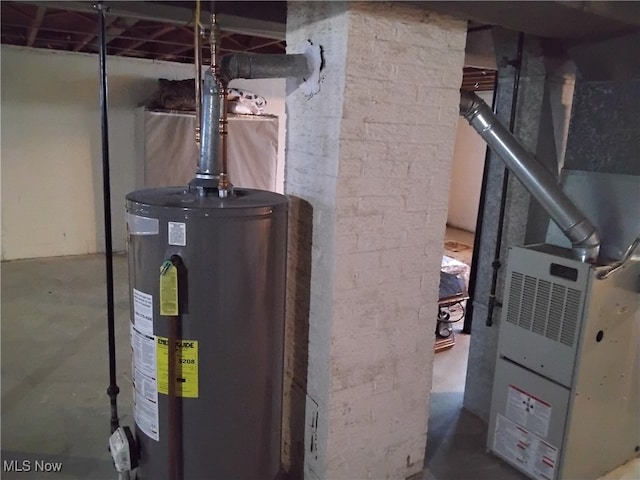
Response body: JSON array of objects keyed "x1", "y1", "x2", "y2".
[
  {"x1": 127, "y1": 187, "x2": 287, "y2": 479},
  {"x1": 123, "y1": 14, "x2": 290, "y2": 478}
]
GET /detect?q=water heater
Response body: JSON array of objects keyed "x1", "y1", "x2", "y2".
[
  {"x1": 126, "y1": 187, "x2": 287, "y2": 479},
  {"x1": 487, "y1": 244, "x2": 639, "y2": 480}
]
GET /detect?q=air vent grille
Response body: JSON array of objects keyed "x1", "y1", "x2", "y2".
[{"x1": 505, "y1": 270, "x2": 582, "y2": 347}]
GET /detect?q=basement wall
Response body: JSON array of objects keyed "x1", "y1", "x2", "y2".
[{"x1": 1, "y1": 45, "x2": 285, "y2": 260}]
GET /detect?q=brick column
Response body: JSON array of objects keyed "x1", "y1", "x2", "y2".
[{"x1": 284, "y1": 2, "x2": 466, "y2": 478}]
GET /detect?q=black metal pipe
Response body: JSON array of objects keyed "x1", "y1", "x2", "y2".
[
  {"x1": 96, "y1": 1, "x2": 120, "y2": 434},
  {"x1": 462, "y1": 74, "x2": 499, "y2": 335},
  {"x1": 486, "y1": 31, "x2": 525, "y2": 327},
  {"x1": 220, "y1": 53, "x2": 311, "y2": 82}
]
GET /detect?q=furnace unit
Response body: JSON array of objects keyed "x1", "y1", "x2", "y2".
[
  {"x1": 488, "y1": 243, "x2": 639, "y2": 480},
  {"x1": 459, "y1": 90, "x2": 639, "y2": 480}
]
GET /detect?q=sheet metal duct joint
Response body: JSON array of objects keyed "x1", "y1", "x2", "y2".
[{"x1": 459, "y1": 90, "x2": 601, "y2": 263}]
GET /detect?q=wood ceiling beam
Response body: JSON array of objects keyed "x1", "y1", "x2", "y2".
[
  {"x1": 18, "y1": 1, "x2": 286, "y2": 40},
  {"x1": 73, "y1": 15, "x2": 116, "y2": 52},
  {"x1": 116, "y1": 25, "x2": 175, "y2": 56},
  {"x1": 225, "y1": 34, "x2": 249, "y2": 50},
  {"x1": 3, "y1": 2, "x2": 34, "y2": 21},
  {"x1": 26, "y1": 5, "x2": 45, "y2": 47},
  {"x1": 245, "y1": 38, "x2": 284, "y2": 52},
  {"x1": 158, "y1": 44, "x2": 194, "y2": 62},
  {"x1": 104, "y1": 17, "x2": 139, "y2": 44}
]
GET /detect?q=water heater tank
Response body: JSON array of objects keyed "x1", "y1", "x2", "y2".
[{"x1": 126, "y1": 187, "x2": 287, "y2": 480}]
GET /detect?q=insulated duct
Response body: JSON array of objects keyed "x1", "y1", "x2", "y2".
[{"x1": 459, "y1": 90, "x2": 601, "y2": 263}]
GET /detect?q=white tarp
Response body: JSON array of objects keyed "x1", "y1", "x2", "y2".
[{"x1": 142, "y1": 110, "x2": 278, "y2": 191}]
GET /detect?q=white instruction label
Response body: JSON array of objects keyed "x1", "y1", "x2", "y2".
[
  {"x1": 494, "y1": 414, "x2": 558, "y2": 480},
  {"x1": 506, "y1": 385, "x2": 552, "y2": 437},
  {"x1": 168, "y1": 222, "x2": 186, "y2": 246},
  {"x1": 133, "y1": 289, "x2": 154, "y2": 336},
  {"x1": 131, "y1": 323, "x2": 159, "y2": 441}
]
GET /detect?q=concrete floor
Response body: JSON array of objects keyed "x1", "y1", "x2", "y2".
[
  {"x1": 425, "y1": 327, "x2": 528, "y2": 480},
  {"x1": 425, "y1": 227, "x2": 640, "y2": 480},
  {"x1": 424, "y1": 228, "x2": 527, "y2": 480},
  {"x1": 2, "y1": 253, "x2": 638, "y2": 480},
  {"x1": 425, "y1": 325, "x2": 640, "y2": 480},
  {"x1": 1, "y1": 254, "x2": 133, "y2": 480}
]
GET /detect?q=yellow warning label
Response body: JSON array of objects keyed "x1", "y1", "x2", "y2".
[
  {"x1": 156, "y1": 337, "x2": 198, "y2": 398},
  {"x1": 159, "y1": 263, "x2": 178, "y2": 316}
]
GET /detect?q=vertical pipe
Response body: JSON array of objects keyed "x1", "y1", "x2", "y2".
[
  {"x1": 486, "y1": 32, "x2": 524, "y2": 327},
  {"x1": 96, "y1": 1, "x2": 120, "y2": 434},
  {"x1": 462, "y1": 73, "x2": 499, "y2": 335},
  {"x1": 168, "y1": 315, "x2": 178, "y2": 480},
  {"x1": 194, "y1": 0, "x2": 202, "y2": 146},
  {"x1": 210, "y1": 5, "x2": 230, "y2": 197},
  {"x1": 197, "y1": 70, "x2": 219, "y2": 179},
  {"x1": 218, "y1": 82, "x2": 229, "y2": 196}
]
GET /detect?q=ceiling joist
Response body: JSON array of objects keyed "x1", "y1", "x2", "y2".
[
  {"x1": 26, "y1": 5, "x2": 45, "y2": 47},
  {"x1": 117, "y1": 24, "x2": 175, "y2": 57},
  {"x1": 73, "y1": 15, "x2": 116, "y2": 51},
  {"x1": 4, "y1": 1, "x2": 286, "y2": 61},
  {"x1": 17, "y1": 1, "x2": 286, "y2": 40}
]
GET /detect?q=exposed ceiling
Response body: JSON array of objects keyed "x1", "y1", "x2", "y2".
[
  {"x1": 1, "y1": 1, "x2": 287, "y2": 63},
  {"x1": 3, "y1": 1, "x2": 637, "y2": 89},
  {"x1": 422, "y1": 1, "x2": 640, "y2": 44}
]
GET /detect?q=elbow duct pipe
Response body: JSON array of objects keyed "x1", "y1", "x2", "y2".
[
  {"x1": 220, "y1": 53, "x2": 311, "y2": 81},
  {"x1": 197, "y1": 69, "x2": 220, "y2": 180},
  {"x1": 459, "y1": 90, "x2": 601, "y2": 263}
]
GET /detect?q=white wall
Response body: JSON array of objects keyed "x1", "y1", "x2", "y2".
[
  {"x1": 446, "y1": 90, "x2": 494, "y2": 232},
  {"x1": 1, "y1": 46, "x2": 286, "y2": 260},
  {"x1": 1, "y1": 46, "x2": 193, "y2": 260}
]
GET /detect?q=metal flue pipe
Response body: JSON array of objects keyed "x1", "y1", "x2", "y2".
[
  {"x1": 220, "y1": 53, "x2": 311, "y2": 82},
  {"x1": 196, "y1": 69, "x2": 220, "y2": 182},
  {"x1": 193, "y1": 0, "x2": 202, "y2": 146},
  {"x1": 459, "y1": 90, "x2": 601, "y2": 263}
]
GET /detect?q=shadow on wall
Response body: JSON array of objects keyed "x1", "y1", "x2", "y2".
[{"x1": 282, "y1": 196, "x2": 313, "y2": 480}]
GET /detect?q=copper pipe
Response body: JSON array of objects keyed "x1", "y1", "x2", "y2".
[
  {"x1": 193, "y1": 0, "x2": 202, "y2": 146},
  {"x1": 168, "y1": 314, "x2": 178, "y2": 480},
  {"x1": 218, "y1": 81, "x2": 229, "y2": 196},
  {"x1": 209, "y1": 8, "x2": 230, "y2": 197}
]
